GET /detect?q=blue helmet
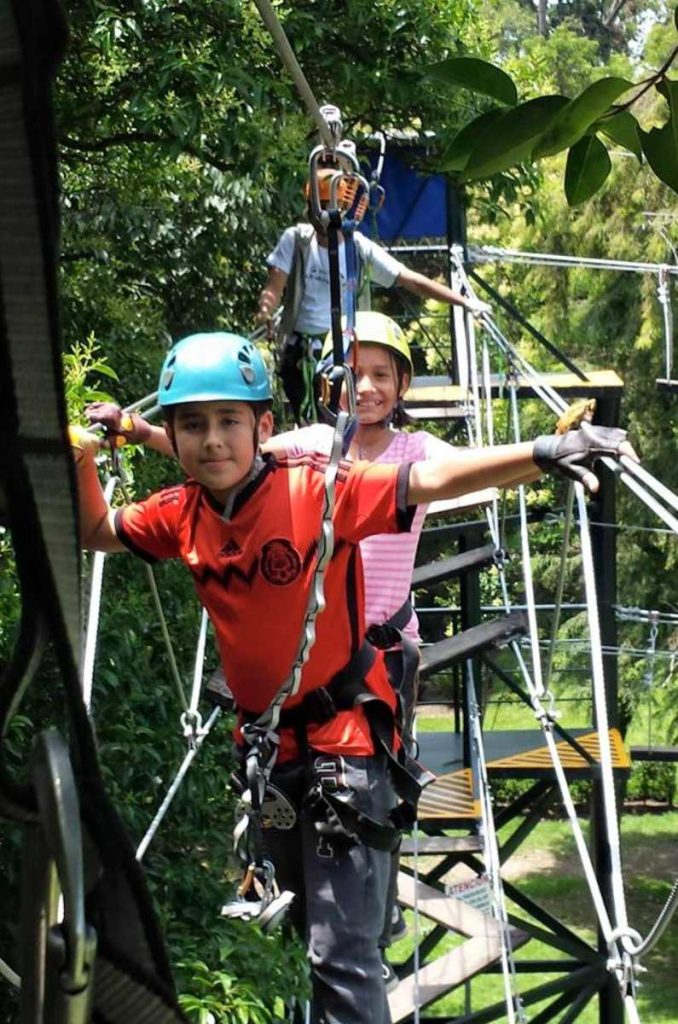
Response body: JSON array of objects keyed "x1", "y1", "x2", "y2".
[{"x1": 158, "y1": 332, "x2": 272, "y2": 408}]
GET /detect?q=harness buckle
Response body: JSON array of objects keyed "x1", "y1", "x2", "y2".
[{"x1": 366, "y1": 623, "x2": 402, "y2": 650}]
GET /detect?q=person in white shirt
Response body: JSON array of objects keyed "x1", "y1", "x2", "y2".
[{"x1": 256, "y1": 167, "x2": 490, "y2": 424}]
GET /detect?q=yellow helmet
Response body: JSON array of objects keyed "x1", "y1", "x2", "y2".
[{"x1": 321, "y1": 311, "x2": 413, "y2": 377}]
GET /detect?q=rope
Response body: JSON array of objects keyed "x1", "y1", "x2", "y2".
[
  {"x1": 470, "y1": 244, "x2": 678, "y2": 276},
  {"x1": 250, "y1": 0, "x2": 336, "y2": 150},
  {"x1": 466, "y1": 664, "x2": 526, "y2": 1024},
  {"x1": 136, "y1": 706, "x2": 221, "y2": 862},
  {"x1": 82, "y1": 475, "x2": 119, "y2": 710},
  {"x1": 657, "y1": 267, "x2": 674, "y2": 381},
  {"x1": 0, "y1": 956, "x2": 19, "y2": 988},
  {"x1": 543, "y1": 483, "x2": 575, "y2": 692}
]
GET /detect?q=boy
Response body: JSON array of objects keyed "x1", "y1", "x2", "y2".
[
  {"x1": 71, "y1": 331, "x2": 634, "y2": 1024},
  {"x1": 256, "y1": 167, "x2": 491, "y2": 424}
]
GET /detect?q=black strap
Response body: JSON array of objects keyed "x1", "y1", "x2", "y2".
[
  {"x1": 367, "y1": 600, "x2": 420, "y2": 750},
  {"x1": 238, "y1": 641, "x2": 377, "y2": 729}
]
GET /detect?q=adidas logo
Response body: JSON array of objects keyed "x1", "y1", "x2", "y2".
[{"x1": 219, "y1": 538, "x2": 242, "y2": 558}]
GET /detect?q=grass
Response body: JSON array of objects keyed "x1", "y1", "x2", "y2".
[{"x1": 390, "y1": 813, "x2": 678, "y2": 1021}]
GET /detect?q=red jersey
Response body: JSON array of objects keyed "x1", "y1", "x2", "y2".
[{"x1": 115, "y1": 452, "x2": 415, "y2": 759}]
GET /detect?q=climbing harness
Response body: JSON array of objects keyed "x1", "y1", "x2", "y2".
[{"x1": 222, "y1": 405, "x2": 350, "y2": 928}]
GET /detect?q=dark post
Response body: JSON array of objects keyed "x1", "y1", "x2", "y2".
[
  {"x1": 590, "y1": 394, "x2": 623, "y2": 1024},
  {"x1": 446, "y1": 180, "x2": 467, "y2": 386}
]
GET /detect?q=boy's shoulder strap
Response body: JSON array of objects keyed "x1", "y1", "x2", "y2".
[{"x1": 292, "y1": 222, "x2": 315, "y2": 249}]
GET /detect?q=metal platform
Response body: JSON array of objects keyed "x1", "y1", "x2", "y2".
[
  {"x1": 416, "y1": 728, "x2": 630, "y2": 822},
  {"x1": 405, "y1": 369, "x2": 624, "y2": 409}
]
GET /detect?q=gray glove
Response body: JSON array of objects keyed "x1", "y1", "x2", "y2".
[{"x1": 534, "y1": 422, "x2": 628, "y2": 486}]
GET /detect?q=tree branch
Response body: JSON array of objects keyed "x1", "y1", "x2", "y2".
[
  {"x1": 612, "y1": 44, "x2": 678, "y2": 116},
  {"x1": 60, "y1": 133, "x2": 234, "y2": 173},
  {"x1": 603, "y1": 0, "x2": 630, "y2": 29}
]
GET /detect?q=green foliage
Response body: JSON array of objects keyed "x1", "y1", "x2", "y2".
[
  {"x1": 423, "y1": 8, "x2": 678, "y2": 205},
  {"x1": 641, "y1": 77, "x2": 678, "y2": 192},
  {"x1": 564, "y1": 134, "x2": 612, "y2": 205},
  {"x1": 626, "y1": 762, "x2": 676, "y2": 806},
  {"x1": 63, "y1": 332, "x2": 120, "y2": 417},
  {"x1": 425, "y1": 57, "x2": 518, "y2": 106},
  {"x1": 463, "y1": 96, "x2": 570, "y2": 180}
]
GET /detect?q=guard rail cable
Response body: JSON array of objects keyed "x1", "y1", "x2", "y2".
[
  {"x1": 467, "y1": 661, "x2": 526, "y2": 1024},
  {"x1": 453, "y1": 253, "x2": 678, "y2": 1014}
]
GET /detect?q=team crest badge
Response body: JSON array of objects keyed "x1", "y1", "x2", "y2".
[{"x1": 260, "y1": 539, "x2": 302, "y2": 586}]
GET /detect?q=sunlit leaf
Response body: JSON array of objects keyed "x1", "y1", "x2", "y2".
[
  {"x1": 564, "y1": 134, "x2": 612, "y2": 205},
  {"x1": 533, "y1": 77, "x2": 633, "y2": 158},
  {"x1": 464, "y1": 95, "x2": 569, "y2": 180},
  {"x1": 425, "y1": 57, "x2": 518, "y2": 106},
  {"x1": 438, "y1": 109, "x2": 506, "y2": 172},
  {"x1": 640, "y1": 77, "x2": 678, "y2": 193},
  {"x1": 598, "y1": 110, "x2": 642, "y2": 159}
]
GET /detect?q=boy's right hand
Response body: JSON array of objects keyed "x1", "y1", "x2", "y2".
[{"x1": 85, "y1": 402, "x2": 151, "y2": 447}]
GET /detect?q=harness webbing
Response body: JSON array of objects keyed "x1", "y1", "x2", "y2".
[{"x1": 0, "y1": 4, "x2": 188, "y2": 1019}]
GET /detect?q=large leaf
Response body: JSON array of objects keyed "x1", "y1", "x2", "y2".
[
  {"x1": 463, "y1": 95, "x2": 569, "y2": 180},
  {"x1": 533, "y1": 77, "x2": 633, "y2": 158},
  {"x1": 438, "y1": 109, "x2": 506, "y2": 172},
  {"x1": 425, "y1": 57, "x2": 518, "y2": 106},
  {"x1": 598, "y1": 110, "x2": 642, "y2": 159},
  {"x1": 564, "y1": 134, "x2": 612, "y2": 205},
  {"x1": 640, "y1": 76, "x2": 678, "y2": 193}
]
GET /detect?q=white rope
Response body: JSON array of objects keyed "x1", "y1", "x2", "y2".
[
  {"x1": 0, "y1": 956, "x2": 19, "y2": 988},
  {"x1": 657, "y1": 267, "x2": 674, "y2": 381},
  {"x1": 491, "y1": 359, "x2": 623, "y2": 957},
  {"x1": 81, "y1": 474, "x2": 119, "y2": 710},
  {"x1": 543, "y1": 483, "x2": 575, "y2": 692},
  {"x1": 467, "y1": 663, "x2": 525, "y2": 1024},
  {"x1": 576, "y1": 486, "x2": 629, "y2": 936},
  {"x1": 470, "y1": 244, "x2": 678, "y2": 276},
  {"x1": 136, "y1": 705, "x2": 221, "y2": 862},
  {"x1": 250, "y1": 0, "x2": 336, "y2": 150}
]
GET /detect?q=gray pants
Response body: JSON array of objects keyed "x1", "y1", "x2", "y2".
[{"x1": 263, "y1": 753, "x2": 395, "y2": 1024}]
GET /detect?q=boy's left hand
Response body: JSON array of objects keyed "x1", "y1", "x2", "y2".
[
  {"x1": 68, "y1": 425, "x2": 101, "y2": 464},
  {"x1": 533, "y1": 422, "x2": 639, "y2": 493}
]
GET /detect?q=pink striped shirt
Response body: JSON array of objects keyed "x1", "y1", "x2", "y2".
[{"x1": 280, "y1": 425, "x2": 454, "y2": 643}]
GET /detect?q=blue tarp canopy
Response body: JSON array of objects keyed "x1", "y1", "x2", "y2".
[{"x1": 359, "y1": 147, "x2": 447, "y2": 242}]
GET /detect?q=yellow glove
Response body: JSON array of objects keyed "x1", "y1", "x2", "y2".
[{"x1": 68, "y1": 425, "x2": 101, "y2": 464}]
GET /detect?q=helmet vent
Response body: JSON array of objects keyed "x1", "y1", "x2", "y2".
[
  {"x1": 238, "y1": 346, "x2": 255, "y2": 385},
  {"x1": 161, "y1": 353, "x2": 176, "y2": 391}
]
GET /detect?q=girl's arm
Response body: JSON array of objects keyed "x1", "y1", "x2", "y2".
[
  {"x1": 408, "y1": 426, "x2": 637, "y2": 505},
  {"x1": 409, "y1": 442, "x2": 539, "y2": 506}
]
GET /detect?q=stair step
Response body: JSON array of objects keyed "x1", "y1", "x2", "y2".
[
  {"x1": 400, "y1": 835, "x2": 483, "y2": 855},
  {"x1": 405, "y1": 405, "x2": 468, "y2": 421},
  {"x1": 419, "y1": 611, "x2": 528, "y2": 679},
  {"x1": 412, "y1": 544, "x2": 499, "y2": 589},
  {"x1": 389, "y1": 872, "x2": 529, "y2": 1021},
  {"x1": 656, "y1": 378, "x2": 678, "y2": 393}
]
